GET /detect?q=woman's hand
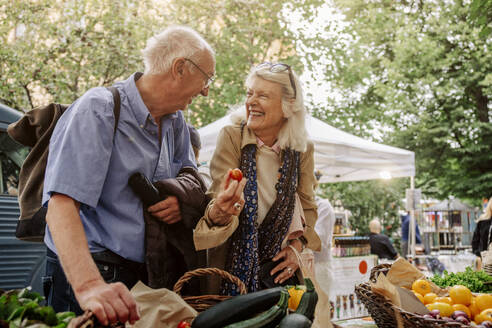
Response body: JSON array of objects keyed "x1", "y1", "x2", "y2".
[
  {"x1": 270, "y1": 240, "x2": 302, "y2": 284},
  {"x1": 209, "y1": 169, "x2": 247, "y2": 225}
]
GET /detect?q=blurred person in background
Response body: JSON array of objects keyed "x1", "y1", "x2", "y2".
[
  {"x1": 313, "y1": 171, "x2": 335, "y2": 298},
  {"x1": 401, "y1": 212, "x2": 422, "y2": 259},
  {"x1": 369, "y1": 219, "x2": 398, "y2": 260},
  {"x1": 472, "y1": 197, "x2": 492, "y2": 267},
  {"x1": 187, "y1": 123, "x2": 212, "y2": 188}
]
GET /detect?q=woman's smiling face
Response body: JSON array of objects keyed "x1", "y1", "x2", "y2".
[{"x1": 245, "y1": 76, "x2": 286, "y2": 144}]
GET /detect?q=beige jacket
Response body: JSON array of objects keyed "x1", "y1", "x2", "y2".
[{"x1": 193, "y1": 123, "x2": 321, "y2": 292}]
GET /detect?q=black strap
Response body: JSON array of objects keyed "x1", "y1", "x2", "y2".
[
  {"x1": 106, "y1": 86, "x2": 121, "y2": 136},
  {"x1": 487, "y1": 221, "x2": 492, "y2": 250}
]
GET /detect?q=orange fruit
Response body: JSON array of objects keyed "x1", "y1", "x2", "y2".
[
  {"x1": 476, "y1": 308, "x2": 492, "y2": 323},
  {"x1": 469, "y1": 299, "x2": 480, "y2": 319},
  {"x1": 423, "y1": 292, "x2": 437, "y2": 304},
  {"x1": 413, "y1": 292, "x2": 424, "y2": 303},
  {"x1": 427, "y1": 302, "x2": 454, "y2": 317},
  {"x1": 476, "y1": 313, "x2": 488, "y2": 324},
  {"x1": 449, "y1": 285, "x2": 472, "y2": 305},
  {"x1": 476, "y1": 294, "x2": 492, "y2": 312},
  {"x1": 434, "y1": 296, "x2": 453, "y2": 305},
  {"x1": 412, "y1": 279, "x2": 432, "y2": 296},
  {"x1": 452, "y1": 304, "x2": 471, "y2": 317}
]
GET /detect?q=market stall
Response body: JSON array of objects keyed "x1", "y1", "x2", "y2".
[
  {"x1": 355, "y1": 258, "x2": 492, "y2": 327},
  {"x1": 330, "y1": 254, "x2": 378, "y2": 320},
  {"x1": 423, "y1": 198, "x2": 479, "y2": 252}
]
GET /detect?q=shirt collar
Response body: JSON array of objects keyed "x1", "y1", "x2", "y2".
[
  {"x1": 256, "y1": 137, "x2": 281, "y2": 154},
  {"x1": 239, "y1": 121, "x2": 282, "y2": 154},
  {"x1": 122, "y1": 72, "x2": 177, "y2": 128}
]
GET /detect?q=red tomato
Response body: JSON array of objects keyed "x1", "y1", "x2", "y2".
[
  {"x1": 229, "y1": 168, "x2": 243, "y2": 181},
  {"x1": 177, "y1": 321, "x2": 191, "y2": 328}
]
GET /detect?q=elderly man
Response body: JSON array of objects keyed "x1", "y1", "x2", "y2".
[
  {"x1": 43, "y1": 26, "x2": 215, "y2": 325},
  {"x1": 368, "y1": 219, "x2": 398, "y2": 260}
]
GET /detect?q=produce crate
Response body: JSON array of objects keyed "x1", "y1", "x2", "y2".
[{"x1": 355, "y1": 264, "x2": 472, "y2": 328}]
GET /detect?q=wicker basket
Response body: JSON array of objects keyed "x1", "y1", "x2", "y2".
[
  {"x1": 173, "y1": 267, "x2": 247, "y2": 312},
  {"x1": 355, "y1": 264, "x2": 471, "y2": 328}
]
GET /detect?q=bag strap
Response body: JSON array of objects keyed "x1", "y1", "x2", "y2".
[
  {"x1": 106, "y1": 86, "x2": 121, "y2": 136},
  {"x1": 487, "y1": 222, "x2": 492, "y2": 250}
]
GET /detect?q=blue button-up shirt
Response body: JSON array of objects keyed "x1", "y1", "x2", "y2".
[{"x1": 43, "y1": 73, "x2": 196, "y2": 262}]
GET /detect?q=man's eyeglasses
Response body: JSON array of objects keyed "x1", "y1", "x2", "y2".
[
  {"x1": 184, "y1": 58, "x2": 215, "y2": 88},
  {"x1": 256, "y1": 62, "x2": 297, "y2": 99}
]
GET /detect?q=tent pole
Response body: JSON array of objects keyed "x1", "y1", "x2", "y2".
[{"x1": 410, "y1": 176, "x2": 416, "y2": 260}]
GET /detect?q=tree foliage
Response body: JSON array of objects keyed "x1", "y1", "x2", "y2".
[
  {"x1": 321, "y1": 0, "x2": 491, "y2": 204},
  {"x1": 0, "y1": 0, "x2": 326, "y2": 128},
  {"x1": 470, "y1": 0, "x2": 492, "y2": 37},
  {"x1": 0, "y1": 0, "x2": 155, "y2": 109}
]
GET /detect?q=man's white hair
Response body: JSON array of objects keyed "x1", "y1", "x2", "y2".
[
  {"x1": 369, "y1": 219, "x2": 381, "y2": 234},
  {"x1": 230, "y1": 64, "x2": 308, "y2": 152},
  {"x1": 142, "y1": 25, "x2": 215, "y2": 75}
]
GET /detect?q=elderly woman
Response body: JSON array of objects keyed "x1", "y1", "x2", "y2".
[{"x1": 194, "y1": 62, "x2": 321, "y2": 295}]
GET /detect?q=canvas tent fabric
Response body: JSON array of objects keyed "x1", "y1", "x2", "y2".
[{"x1": 198, "y1": 114, "x2": 415, "y2": 183}]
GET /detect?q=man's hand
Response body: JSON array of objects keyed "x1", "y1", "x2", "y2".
[
  {"x1": 75, "y1": 279, "x2": 139, "y2": 326},
  {"x1": 209, "y1": 170, "x2": 247, "y2": 225},
  {"x1": 148, "y1": 196, "x2": 181, "y2": 224}
]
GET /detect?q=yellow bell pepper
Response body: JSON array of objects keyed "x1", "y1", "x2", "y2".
[{"x1": 287, "y1": 285, "x2": 306, "y2": 311}]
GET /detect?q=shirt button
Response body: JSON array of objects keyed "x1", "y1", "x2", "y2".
[
  {"x1": 140, "y1": 124, "x2": 144, "y2": 128},
  {"x1": 103, "y1": 265, "x2": 109, "y2": 271}
]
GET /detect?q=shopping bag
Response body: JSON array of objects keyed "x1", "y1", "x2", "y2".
[
  {"x1": 481, "y1": 243, "x2": 492, "y2": 276},
  {"x1": 289, "y1": 245, "x2": 332, "y2": 328}
]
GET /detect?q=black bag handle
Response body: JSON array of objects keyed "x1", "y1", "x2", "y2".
[{"x1": 106, "y1": 86, "x2": 121, "y2": 136}]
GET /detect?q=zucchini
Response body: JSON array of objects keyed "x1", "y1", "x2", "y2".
[
  {"x1": 279, "y1": 313, "x2": 312, "y2": 328},
  {"x1": 294, "y1": 278, "x2": 318, "y2": 321},
  {"x1": 191, "y1": 287, "x2": 283, "y2": 328},
  {"x1": 223, "y1": 289, "x2": 289, "y2": 328}
]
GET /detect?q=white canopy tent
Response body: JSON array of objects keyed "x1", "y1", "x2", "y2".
[{"x1": 198, "y1": 114, "x2": 415, "y2": 183}]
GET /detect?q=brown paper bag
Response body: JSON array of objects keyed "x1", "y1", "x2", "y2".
[
  {"x1": 289, "y1": 245, "x2": 332, "y2": 328},
  {"x1": 126, "y1": 281, "x2": 197, "y2": 328},
  {"x1": 369, "y1": 273, "x2": 405, "y2": 328},
  {"x1": 369, "y1": 260, "x2": 437, "y2": 328},
  {"x1": 386, "y1": 258, "x2": 445, "y2": 295}
]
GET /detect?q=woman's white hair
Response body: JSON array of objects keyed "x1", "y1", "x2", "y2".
[
  {"x1": 231, "y1": 63, "x2": 308, "y2": 152},
  {"x1": 142, "y1": 25, "x2": 215, "y2": 75}
]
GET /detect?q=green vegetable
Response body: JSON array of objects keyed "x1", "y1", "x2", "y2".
[
  {"x1": 430, "y1": 266, "x2": 492, "y2": 293},
  {"x1": 224, "y1": 289, "x2": 289, "y2": 328},
  {"x1": 0, "y1": 288, "x2": 76, "y2": 327},
  {"x1": 192, "y1": 287, "x2": 283, "y2": 328},
  {"x1": 294, "y1": 278, "x2": 318, "y2": 321},
  {"x1": 278, "y1": 313, "x2": 312, "y2": 328}
]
